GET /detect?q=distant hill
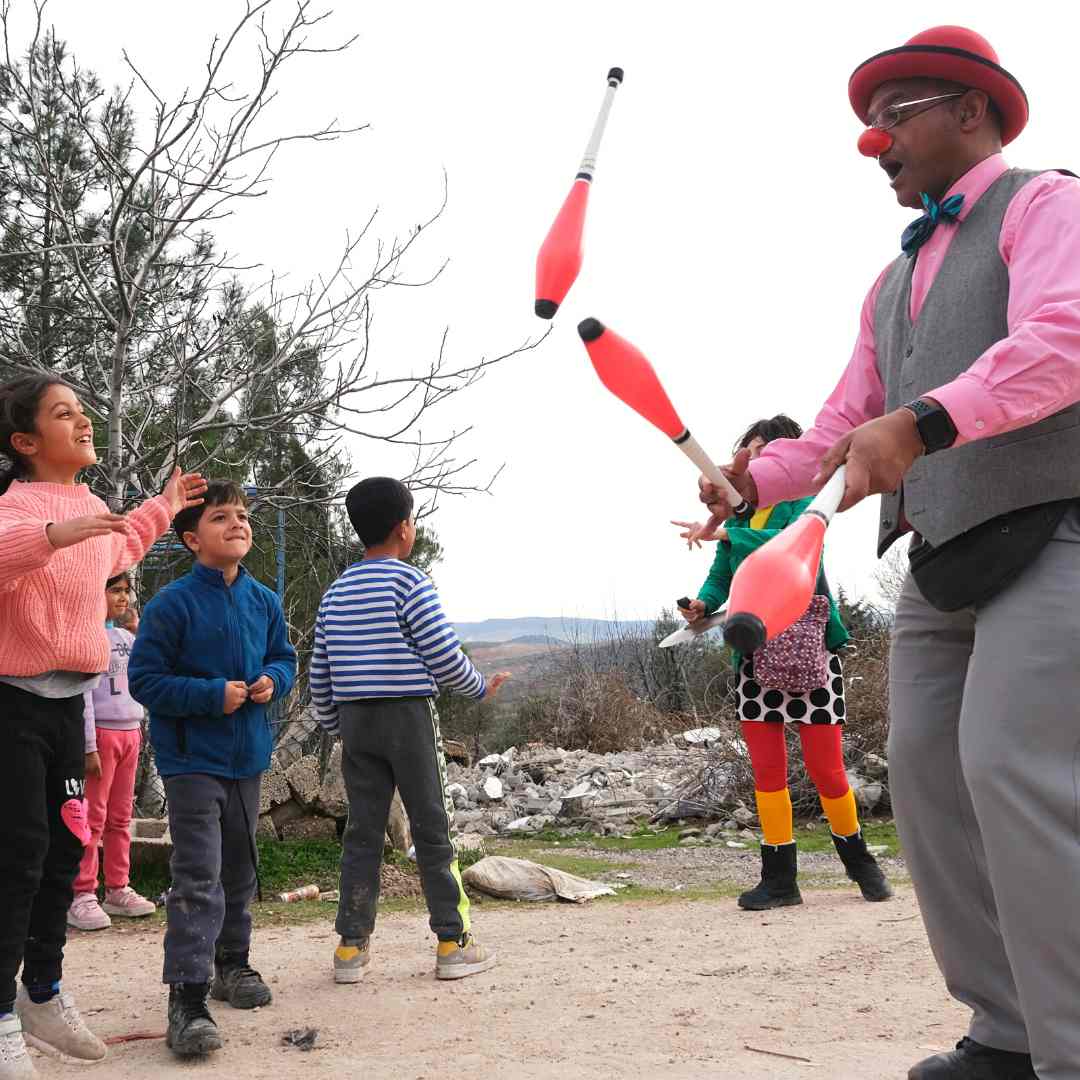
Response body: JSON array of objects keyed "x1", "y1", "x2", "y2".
[{"x1": 454, "y1": 617, "x2": 650, "y2": 644}]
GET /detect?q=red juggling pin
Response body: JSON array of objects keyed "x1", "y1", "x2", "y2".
[
  {"x1": 535, "y1": 68, "x2": 623, "y2": 319},
  {"x1": 722, "y1": 466, "x2": 848, "y2": 656},
  {"x1": 577, "y1": 317, "x2": 750, "y2": 515}
]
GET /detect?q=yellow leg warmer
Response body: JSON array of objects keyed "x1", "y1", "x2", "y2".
[
  {"x1": 820, "y1": 789, "x2": 860, "y2": 838},
  {"x1": 754, "y1": 787, "x2": 794, "y2": 847}
]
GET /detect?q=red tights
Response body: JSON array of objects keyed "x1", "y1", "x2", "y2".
[{"x1": 740, "y1": 721, "x2": 848, "y2": 799}]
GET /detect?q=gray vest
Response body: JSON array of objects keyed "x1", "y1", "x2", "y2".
[{"x1": 875, "y1": 168, "x2": 1080, "y2": 556}]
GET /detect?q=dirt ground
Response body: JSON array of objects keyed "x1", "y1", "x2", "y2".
[{"x1": 36, "y1": 885, "x2": 965, "y2": 1080}]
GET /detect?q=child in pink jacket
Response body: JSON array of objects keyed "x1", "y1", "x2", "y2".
[
  {"x1": 0, "y1": 373, "x2": 204, "y2": 1077},
  {"x1": 67, "y1": 572, "x2": 156, "y2": 932}
]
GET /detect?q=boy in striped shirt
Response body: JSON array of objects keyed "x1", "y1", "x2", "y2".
[{"x1": 311, "y1": 478, "x2": 508, "y2": 984}]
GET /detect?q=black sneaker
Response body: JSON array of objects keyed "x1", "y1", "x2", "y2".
[
  {"x1": 908, "y1": 1037, "x2": 1037, "y2": 1079},
  {"x1": 167, "y1": 983, "x2": 222, "y2": 1057},
  {"x1": 832, "y1": 830, "x2": 894, "y2": 902},
  {"x1": 211, "y1": 953, "x2": 273, "y2": 1009},
  {"x1": 738, "y1": 842, "x2": 803, "y2": 911}
]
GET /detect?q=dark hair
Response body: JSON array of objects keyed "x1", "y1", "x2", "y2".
[
  {"x1": 345, "y1": 477, "x2": 414, "y2": 547},
  {"x1": 106, "y1": 572, "x2": 132, "y2": 591},
  {"x1": 733, "y1": 414, "x2": 803, "y2": 455},
  {"x1": 0, "y1": 373, "x2": 68, "y2": 495},
  {"x1": 173, "y1": 480, "x2": 248, "y2": 551}
]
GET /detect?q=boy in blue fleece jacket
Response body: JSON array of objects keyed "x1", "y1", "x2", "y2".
[{"x1": 129, "y1": 481, "x2": 295, "y2": 1059}]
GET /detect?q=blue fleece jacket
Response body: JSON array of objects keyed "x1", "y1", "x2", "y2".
[{"x1": 129, "y1": 562, "x2": 297, "y2": 779}]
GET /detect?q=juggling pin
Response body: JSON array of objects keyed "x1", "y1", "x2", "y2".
[
  {"x1": 577, "y1": 317, "x2": 750, "y2": 514},
  {"x1": 722, "y1": 466, "x2": 847, "y2": 656},
  {"x1": 534, "y1": 68, "x2": 624, "y2": 319}
]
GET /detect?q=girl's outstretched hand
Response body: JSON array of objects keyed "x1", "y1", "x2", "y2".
[
  {"x1": 671, "y1": 519, "x2": 728, "y2": 549},
  {"x1": 47, "y1": 513, "x2": 129, "y2": 549},
  {"x1": 163, "y1": 467, "x2": 207, "y2": 518}
]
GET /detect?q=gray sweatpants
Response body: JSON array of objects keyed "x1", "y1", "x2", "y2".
[
  {"x1": 336, "y1": 697, "x2": 467, "y2": 942},
  {"x1": 162, "y1": 773, "x2": 261, "y2": 986},
  {"x1": 889, "y1": 507, "x2": 1080, "y2": 1080}
]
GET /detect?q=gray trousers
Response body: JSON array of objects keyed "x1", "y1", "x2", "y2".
[
  {"x1": 336, "y1": 697, "x2": 467, "y2": 942},
  {"x1": 162, "y1": 773, "x2": 261, "y2": 985},
  {"x1": 889, "y1": 508, "x2": 1080, "y2": 1080}
]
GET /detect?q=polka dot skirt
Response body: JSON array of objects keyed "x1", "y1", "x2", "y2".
[{"x1": 735, "y1": 653, "x2": 846, "y2": 725}]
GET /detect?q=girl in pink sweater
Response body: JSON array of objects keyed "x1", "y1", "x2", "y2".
[{"x1": 0, "y1": 374, "x2": 204, "y2": 1076}]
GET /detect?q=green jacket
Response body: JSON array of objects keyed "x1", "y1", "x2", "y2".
[{"x1": 696, "y1": 497, "x2": 849, "y2": 664}]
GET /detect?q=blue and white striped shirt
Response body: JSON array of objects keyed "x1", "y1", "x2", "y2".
[{"x1": 310, "y1": 558, "x2": 485, "y2": 733}]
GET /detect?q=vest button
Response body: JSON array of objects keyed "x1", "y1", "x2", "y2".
[
  {"x1": 882, "y1": 518, "x2": 894, "y2": 529},
  {"x1": 905, "y1": 344, "x2": 914, "y2": 357}
]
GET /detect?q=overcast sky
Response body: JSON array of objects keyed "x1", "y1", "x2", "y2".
[{"x1": 33, "y1": 1, "x2": 1076, "y2": 621}]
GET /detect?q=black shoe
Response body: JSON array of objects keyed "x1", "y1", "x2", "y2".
[
  {"x1": 832, "y1": 830, "x2": 894, "y2": 901},
  {"x1": 738, "y1": 842, "x2": 803, "y2": 911},
  {"x1": 211, "y1": 951, "x2": 273, "y2": 1009},
  {"x1": 167, "y1": 983, "x2": 223, "y2": 1057},
  {"x1": 908, "y1": 1037, "x2": 1036, "y2": 1079}
]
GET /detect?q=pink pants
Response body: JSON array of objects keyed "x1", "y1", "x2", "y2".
[{"x1": 74, "y1": 727, "x2": 140, "y2": 895}]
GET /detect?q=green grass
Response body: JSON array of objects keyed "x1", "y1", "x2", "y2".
[{"x1": 787, "y1": 820, "x2": 900, "y2": 855}]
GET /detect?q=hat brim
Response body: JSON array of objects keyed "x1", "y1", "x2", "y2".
[{"x1": 849, "y1": 45, "x2": 1028, "y2": 145}]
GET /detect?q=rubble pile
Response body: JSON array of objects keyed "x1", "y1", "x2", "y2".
[{"x1": 258, "y1": 730, "x2": 889, "y2": 841}]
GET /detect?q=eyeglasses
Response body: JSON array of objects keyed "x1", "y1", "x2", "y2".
[{"x1": 868, "y1": 91, "x2": 966, "y2": 131}]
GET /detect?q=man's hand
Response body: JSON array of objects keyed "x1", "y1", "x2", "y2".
[
  {"x1": 85, "y1": 751, "x2": 102, "y2": 779},
  {"x1": 485, "y1": 671, "x2": 511, "y2": 698},
  {"x1": 678, "y1": 598, "x2": 707, "y2": 624},
  {"x1": 162, "y1": 466, "x2": 208, "y2": 518},
  {"x1": 698, "y1": 447, "x2": 758, "y2": 521},
  {"x1": 671, "y1": 520, "x2": 728, "y2": 549},
  {"x1": 46, "y1": 514, "x2": 129, "y2": 549},
  {"x1": 223, "y1": 681, "x2": 249, "y2": 714},
  {"x1": 814, "y1": 407, "x2": 924, "y2": 512},
  {"x1": 248, "y1": 675, "x2": 275, "y2": 705}
]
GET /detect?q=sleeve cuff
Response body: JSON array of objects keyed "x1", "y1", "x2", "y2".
[
  {"x1": 926, "y1": 378, "x2": 1003, "y2": 447},
  {"x1": 747, "y1": 457, "x2": 791, "y2": 509}
]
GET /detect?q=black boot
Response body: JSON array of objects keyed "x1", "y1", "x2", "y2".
[
  {"x1": 832, "y1": 830, "x2": 893, "y2": 901},
  {"x1": 211, "y1": 949, "x2": 273, "y2": 1009},
  {"x1": 908, "y1": 1037, "x2": 1036, "y2": 1079},
  {"x1": 738, "y1": 842, "x2": 803, "y2": 910},
  {"x1": 167, "y1": 983, "x2": 223, "y2": 1057}
]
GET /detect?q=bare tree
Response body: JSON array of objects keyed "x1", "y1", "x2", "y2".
[{"x1": 0, "y1": 0, "x2": 546, "y2": 509}]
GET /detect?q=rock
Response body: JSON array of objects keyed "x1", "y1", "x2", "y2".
[
  {"x1": 314, "y1": 743, "x2": 348, "y2": 818},
  {"x1": 722, "y1": 820, "x2": 739, "y2": 832},
  {"x1": 804, "y1": 821, "x2": 820, "y2": 831},
  {"x1": 281, "y1": 816, "x2": 339, "y2": 841},
  {"x1": 854, "y1": 781, "x2": 884, "y2": 813},
  {"x1": 862, "y1": 754, "x2": 889, "y2": 780},
  {"x1": 504, "y1": 816, "x2": 541, "y2": 834},
  {"x1": 256, "y1": 813, "x2": 280, "y2": 840},
  {"x1": 726, "y1": 841, "x2": 748, "y2": 849},
  {"x1": 867, "y1": 844, "x2": 889, "y2": 856},
  {"x1": 285, "y1": 756, "x2": 321, "y2": 809},
  {"x1": 680, "y1": 726, "x2": 722, "y2": 747},
  {"x1": 463, "y1": 820, "x2": 496, "y2": 837},
  {"x1": 679, "y1": 827, "x2": 702, "y2": 840},
  {"x1": 444, "y1": 738, "x2": 470, "y2": 766},
  {"x1": 477, "y1": 776, "x2": 504, "y2": 803},
  {"x1": 478, "y1": 753, "x2": 503, "y2": 770},
  {"x1": 447, "y1": 783, "x2": 469, "y2": 810},
  {"x1": 679, "y1": 836, "x2": 704, "y2": 847},
  {"x1": 260, "y1": 759, "x2": 291, "y2": 814},
  {"x1": 704, "y1": 822, "x2": 725, "y2": 838},
  {"x1": 732, "y1": 804, "x2": 756, "y2": 827},
  {"x1": 503, "y1": 770, "x2": 525, "y2": 792}
]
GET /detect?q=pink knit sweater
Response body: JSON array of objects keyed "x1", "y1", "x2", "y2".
[{"x1": 0, "y1": 481, "x2": 172, "y2": 677}]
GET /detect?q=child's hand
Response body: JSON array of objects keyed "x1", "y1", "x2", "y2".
[
  {"x1": 47, "y1": 514, "x2": 129, "y2": 549},
  {"x1": 85, "y1": 751, "x2": 102, "y2": 779},
  {"x1": 671, "y1": 520, "x2": 727, "y2": 549},
  {"x1": 485, "y1": 671, "x2": 512, "y2": 698},
  {"x1": 223, "y1": 681, "x2": 249, "y2": 714},
  {"x1": 163, "y1": 467, "x2": 208, "y2": 518},
  {"x1": 679, "y1": 598, "x2": 707, "y2": 624},
  {"x1": 247, "y1": 675, "x2": 275, "y2": 704}
]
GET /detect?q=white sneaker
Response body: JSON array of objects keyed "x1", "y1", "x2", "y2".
[
  {"x1": 102, "y1": 886, "x2": 156, "y2": 918},
  {"x1": 0, "y1": 1014, "x2": 36, "y2": 1079},
  {"x1": 67, "y1": 894, "x2": 111, "y2": 932},
  {"x1": 15, "y1": 987, "x2": 106, "y2": 1062}
]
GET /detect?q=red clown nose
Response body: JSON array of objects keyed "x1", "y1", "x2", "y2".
[{"x1": 857, "y1": 127, "x2": 893, "y2": 157}]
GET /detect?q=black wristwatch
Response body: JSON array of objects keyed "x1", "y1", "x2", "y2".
[{"x1": 903, "y1": 398, "x2": 958, "y2": 454}]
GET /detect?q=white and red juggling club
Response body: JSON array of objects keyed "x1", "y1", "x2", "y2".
[
  {"x1": 576, "y1": 317, "x2": 750, "y2": 515},
  {"x1": 722, "y1": 465, "x2": 847, "y2": 656},
  {"x1": 534, "y1": 68, "x2": 624, "y2": 319}
]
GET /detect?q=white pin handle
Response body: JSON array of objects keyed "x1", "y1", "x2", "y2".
[
  {"x1": 675, "y1": 432, "x2": 751, "y2": 516},
  {"x1": 578, "y1": 68, "x2": 624, "y2": 179},
  {"x1": 806, "y1": 465, "x2": 847, "y2": 524}
]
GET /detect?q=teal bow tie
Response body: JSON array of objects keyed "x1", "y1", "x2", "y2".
[{"x1": 901, "y1": 192, "x2": 965, "y2": 258}]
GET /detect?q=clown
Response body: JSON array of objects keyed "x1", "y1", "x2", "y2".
[{"x1": 699, "y1": 26, "x2": 1080, "y2": 1080}]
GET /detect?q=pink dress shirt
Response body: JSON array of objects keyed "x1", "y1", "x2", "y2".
[{"x1": 750, "y1": 154, "x2": 1080, "y2": 508}]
